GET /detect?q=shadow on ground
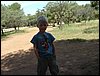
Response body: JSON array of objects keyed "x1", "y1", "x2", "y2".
[{"x1": 1, "y1": 38, "x2": 99, "y2": 75}]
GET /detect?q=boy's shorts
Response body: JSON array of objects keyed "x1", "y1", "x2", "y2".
[{"x1": 37, "y1": 56, "x2": 59, "y2": 75}]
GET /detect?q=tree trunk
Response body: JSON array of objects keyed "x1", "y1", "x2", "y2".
[
  {"x1": 1, "y1": 29, "x2": 4, "y2": 35},
  {"x1": 18, "y1": 25, "x2": 19, "y2": 30},
  {"x1": 52, "y1": 22, "x2": 55, "y2": 27},
  {"x1": 68, "y1": 20, "x2": 69, "y2": 26},
  {"x1": 58, "y1": 20, "x2": 62, "y2": 29},
  {"x1": 14, "y1": 26, "x2": 17, "y2": 31}
]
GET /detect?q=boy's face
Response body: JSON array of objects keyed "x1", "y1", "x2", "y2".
[{"x1": 38, "y1": 22, "x2": 48, "y2": 33}]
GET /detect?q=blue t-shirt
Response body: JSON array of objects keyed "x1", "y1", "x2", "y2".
[{"x1": 30, "y1": 32, "x2": 55, "y2": 58}]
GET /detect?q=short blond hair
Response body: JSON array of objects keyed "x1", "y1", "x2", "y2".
[{"x1": 37, "y1": 16, "x2": 48, "y2": 26}]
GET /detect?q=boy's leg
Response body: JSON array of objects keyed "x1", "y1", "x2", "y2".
[
  {"x1": 37, "y1": 58, "x2": 48, "y2": 75},
  {"x1": 48, "y1": 56, "x2": 59, "y2": 75}
]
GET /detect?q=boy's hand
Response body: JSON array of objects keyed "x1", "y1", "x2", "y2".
[{"x1": 33, "y1": 44, "x2": 40, "y2": 59}]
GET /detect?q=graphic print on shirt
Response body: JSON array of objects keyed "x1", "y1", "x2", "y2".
[{"x1": 39, "y1": 36, "x2": 49, "y2": 52}]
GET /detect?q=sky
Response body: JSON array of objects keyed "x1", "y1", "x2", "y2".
[{"x1": 1, "y1": 1, "x2": 90, "y2": 16}]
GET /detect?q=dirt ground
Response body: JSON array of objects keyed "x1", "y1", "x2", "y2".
[
  {"x1": 1, "y1": 27, "x2": 54, "y2": 56},
  {"x1": 1, "y1": 27, "x2": 99, "y2": 75}
]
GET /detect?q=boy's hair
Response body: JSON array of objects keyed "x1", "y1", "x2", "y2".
[{"x1": 37, "y1": 16, "x2": 48, "y2": 26}]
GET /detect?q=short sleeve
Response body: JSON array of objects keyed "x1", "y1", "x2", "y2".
[
  {"x1": 30, "y1": 35, "x2": 37, "y2": 45},
  {"x1": 48, "y1": 33, "x2": 55, "y2": 42}
]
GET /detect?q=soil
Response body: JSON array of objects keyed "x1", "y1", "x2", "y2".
[
  {"x1": 1, "y1": 27, "x2": 99, "y2": 75},
  {"x1": 1, "y1": 27, "x2": 53, "y2": 56}
]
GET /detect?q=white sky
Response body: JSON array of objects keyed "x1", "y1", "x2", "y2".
[{"x1": 1, "y1": 1, "x2": 90, "y2": 15}]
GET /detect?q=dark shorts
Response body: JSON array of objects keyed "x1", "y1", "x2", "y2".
[{"x1": 37, "y1": 55, "x2": 59, "y2": 75}]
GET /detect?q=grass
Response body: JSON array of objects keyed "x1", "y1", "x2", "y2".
[
  {"x1": 83, "y1": 26, "x2": 99, "y2": 33},
  {"x1": 51, "y1": 20, "x2": 99, "y2": 40}
]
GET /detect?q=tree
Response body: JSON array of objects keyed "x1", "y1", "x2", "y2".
[
  {"x1": 90, "y1": 1, "x2": 99, "y2": 10},
  {"x1": 45, "y1": 2, "x2": 57, "y2": 26},
  {"x1": 90, "y1": 1, "x2": 99, "y2": 19},
  {"x1": 8, "y1": 2, "x2": 25, "y2": 30},
  {"x1": 45, "y1": 1, "x2": 66, "y2": 28},
  {"x1": 9, "y1": 2, "x2": 21, "y2": 10},
  {"x1": 1, "y1": 4, "x2": 9, "y2": 35},
  {"x1": 27, "y1": 14, "x2": 36, "y2": 27},
  {"x1": 1, "y1": 2, "x2": 26, "y2": 34},
  {"x1": 34, "y1": 1, "x2": 98, "y2": 29}
]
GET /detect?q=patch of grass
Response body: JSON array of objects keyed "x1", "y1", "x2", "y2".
[
  {"x1": 51, "y1": 20, "x2": 99, "y2": 40},
  {"x1": 83, "y1": 26, "x2": 99, "y2": 34}
]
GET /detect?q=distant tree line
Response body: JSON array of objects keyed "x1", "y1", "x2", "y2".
[{"x1": 1, "y1": 1, "x2": 99, "y2": 35}]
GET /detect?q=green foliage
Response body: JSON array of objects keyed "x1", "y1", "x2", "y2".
[
  {"x1": 90, "y1": 1, "x2": 99, "y2": 10},
  {"x1": 8, "y1": 2, "x2": 21, "y2": 10},
  {"x1": 44, "y1": 1, "x2": 99, "y2": 27},
  {"x1": 1, "y1": 2, "x2": 26, "y2": 35},
  {"x1": 1, "y1": 1, "x2": 99, "y2": 32},
  {"x1": 51, "y1": 20, "x2": 99, "y2": 40}
]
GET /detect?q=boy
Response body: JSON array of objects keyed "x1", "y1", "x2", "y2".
[{"x1": 30, "y1": 16, "x2": 59, "y2": 75}]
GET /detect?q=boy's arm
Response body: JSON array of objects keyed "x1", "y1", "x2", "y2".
[
  {"x1": 33, "y1": 44, "x2": 40, "y2": 59},
  {"x1": 52, "y1": 42, "x2": 56, "y2": 55}
]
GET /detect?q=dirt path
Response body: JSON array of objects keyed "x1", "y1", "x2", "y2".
[{"x1": 1, "y1": 27, "x2": 54, "y2": 56}]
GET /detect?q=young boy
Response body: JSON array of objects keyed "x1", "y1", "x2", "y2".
[{"x1": 30, "y1": 16, "x2": 59, "y2": 75}]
